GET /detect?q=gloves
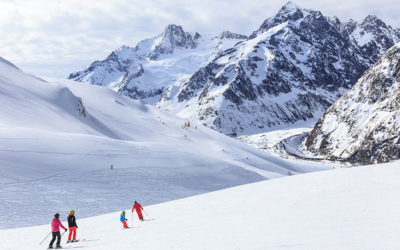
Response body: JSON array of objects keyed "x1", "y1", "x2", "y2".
[
  {"x1": 76, "y1": 226, "x2": 78, "y2": 229},
  {"x1": 65, "y1": 229, "x2": 67, "y2": 232}
]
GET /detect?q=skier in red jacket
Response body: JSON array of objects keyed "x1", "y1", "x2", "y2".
[{"x1": 132, "y1": 201, "x2": 144, "y2": 221}]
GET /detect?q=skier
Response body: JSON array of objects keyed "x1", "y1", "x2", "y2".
[
  {"x1": 132, "y1": 201, "x2": 144, "y2": 221},
  {"x1": 67, "y1": 210, "x2": 78, "y2": 243},
  {"x1": 49, "y1": 213, "x2": 67, "y2": 249},
  {"x1": 120, "y1": 211, "x2": 128, "y2": 228}
]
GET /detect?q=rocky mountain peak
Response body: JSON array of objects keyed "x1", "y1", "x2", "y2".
[
  {"x1": 341, "y1": 19, "x2": 358, "y2": 33},
  {"x1": 253, "y1": 1, "x2": 306, "y2": 36},
  {"x1": 149, "y1": 24, "x2": 198, "y2": 59},
  {"x1": 362, "y1": 15, "x2": 386, "y2": 26},
  {"x1": 326, "y1": 16, "x2": 341, "y2": 29},
  {"x1": 163, "y1": 24, "x2": 186, "y2": 38},
  {"x1": 219, "y1": 31, "x2": 248, "y2": 40},
  {"x1": 116, "y1": 45, "x2": 130, "y2": 52},
  {"x1": 361, "y1": 15, "x2": 388, "y2": 32},
  {"x1": 343, "y1": 15, "x2": 400, "y2": 65},
  {"x1": 280, "y1": 1, "x2": 301, "y2": 13}
]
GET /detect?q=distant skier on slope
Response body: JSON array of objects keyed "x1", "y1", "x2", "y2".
[
  {"x1": 120, "y1": 211, "x2": 129, "y2": 228},
  {"x1": 67, "y1": 210, "x2": 78, "y2": 243},
  {"x1": 49, "y1": 213, "x2": 67, "y2": 249},
  {"x1": 132, "y1": 201, "x2": 144, "y2": 221}
]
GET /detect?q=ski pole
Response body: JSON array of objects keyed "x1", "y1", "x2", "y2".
[{"x1": 39, "y1": 231, "x2": 51, "y2": 245}]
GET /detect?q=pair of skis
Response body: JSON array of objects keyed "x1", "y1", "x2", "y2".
[
  {"x1": 67, "y1": 239, "x2": 85, "y2": 243},
  {"x1": 47, "y1": 239, "x2": 85, "y2": 249}
]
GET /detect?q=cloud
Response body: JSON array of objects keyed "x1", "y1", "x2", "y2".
[{"x1": 0, "y1": 0, "x2": 399, "y2": 78}]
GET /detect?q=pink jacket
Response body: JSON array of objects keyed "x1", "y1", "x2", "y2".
[{"x1": 51, "y1": 218, "x2": 66, "y2": 232}]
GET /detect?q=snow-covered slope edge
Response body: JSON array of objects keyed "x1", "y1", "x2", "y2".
[
  {"x1": 1, "y1": 163, "x2": 399, "y2": 250},
  {"x1": 0, "y1": 57, "x2": 327, "y2": 229},
  {"x1": 305, "y1": 43, "x2": 400, "y2": 164},
  {"x1": 0, "y1": 56, "x2": 115, "y2": 138}
]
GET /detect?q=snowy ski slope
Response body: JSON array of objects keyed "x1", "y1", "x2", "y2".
[
  {"x1": 0, "y1": 58, "x2": 328, "y2": 229},
  {"x1": 1, "y1": 163, "x2": 399, "y2": 250}
]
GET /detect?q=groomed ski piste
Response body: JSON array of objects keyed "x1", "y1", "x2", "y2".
[{"x1": 1, "y1": 162, "x2": 400, "y2": 250}]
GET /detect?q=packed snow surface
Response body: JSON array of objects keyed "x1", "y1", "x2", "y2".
[
  {"x1": 1, "y1": 163, "x2": 399, "y2": 250},
  {"x1": 0, "y1": 58, "x2": 328, "y2": 229}
]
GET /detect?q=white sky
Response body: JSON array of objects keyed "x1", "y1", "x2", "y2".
[{"x1": 1, "y1": 0, "x2": 399, "y2": 78}]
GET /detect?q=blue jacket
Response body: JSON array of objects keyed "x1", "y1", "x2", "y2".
[{"x1": 120, "y1": 213, "x2": 127, "y2": 222}]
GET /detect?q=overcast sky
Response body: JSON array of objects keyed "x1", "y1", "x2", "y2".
[{"x1": 1, "y1": 0, "x2": 399, "y2": 78}]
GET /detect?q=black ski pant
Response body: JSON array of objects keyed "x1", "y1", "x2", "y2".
[{"x1": 49, "y1": 231, "x2": 61, "y2": 247}]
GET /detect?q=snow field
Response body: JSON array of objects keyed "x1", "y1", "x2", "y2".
[
  {"x1": 1, "y1": 163, "x2": 399, "y2": 250},
  {"x1": 0, "y1": 59, "x2": 328, "y2": 229}
]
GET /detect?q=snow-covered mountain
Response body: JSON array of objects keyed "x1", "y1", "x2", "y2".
[
  {"x1": 305, "y1": 42, "x2": 400, "y2": 164},
  {"x1": 0, "y1": 56, "x2": 328, "y2": 229},
  {"x1": 329, "y1": 14, "x2": 400, "y2": 65},
  {"x1": 1, "y1": 163, "x2": 400, "y2": 250},
  {"x1": 68, "y1": 24, "x2": 246, "y2": 104},
  {"x1": 70, "y1": 2, "x2": 400, "y2": 137},
  {"x1": 158, "y1": 2, "x2": 400, "y2": 136}
]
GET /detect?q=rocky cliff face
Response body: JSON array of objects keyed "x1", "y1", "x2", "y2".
[
  {"x1": 330, "y1": 15, "x2": 400, "y2": 65},
  {"x1": 69, "y1": 25, "x2": 246, "y2": 104},
  {"x1": 305, "y1": 43, "x2": 400, "y2": 164},
  {"x1": 158, "y1": 2, "x2": 399, "y2": 135}
]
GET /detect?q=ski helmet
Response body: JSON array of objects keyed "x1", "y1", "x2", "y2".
[
  {"x1": 122, "y1": 211, "x2": 125, "y2": 214},
  {"x1": 54, "y1": 213, "x2": 60, "y2": 218},
  {"x1": 70, "y1": 210, "x2": 75, "y2": 214}
]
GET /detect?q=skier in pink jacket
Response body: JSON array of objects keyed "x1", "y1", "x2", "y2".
[{"x1": 49, "y1": 213, "x2": 67, "y2": 249}]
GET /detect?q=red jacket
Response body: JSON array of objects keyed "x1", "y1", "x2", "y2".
[{"x1": 132, "y1": 203, "x2": 143, "y2": 212}]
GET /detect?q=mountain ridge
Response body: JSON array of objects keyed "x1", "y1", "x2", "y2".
[
  {"x1": 158, "y1": 2, "x2": 400, "y2": 135},
  {"x1": 69, "y1": 2, "x2": 400, "y2": 136},
  {"x1": 68, "y1": 25, "x2": 247, "y2": 104}
]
